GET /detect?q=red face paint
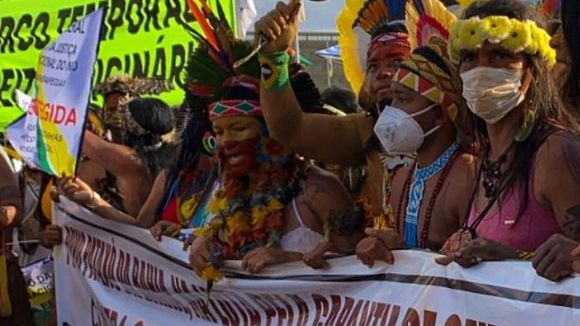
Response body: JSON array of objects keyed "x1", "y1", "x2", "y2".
[
  {"x1": 365, "y1": 33, "x2": 411, "y2": 99},
  {"x1": 219, "y1": 137, "x2": 260, "y2": 176}
]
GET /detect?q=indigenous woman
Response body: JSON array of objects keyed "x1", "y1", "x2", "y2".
[
  {"x1": 437, "y1": 0, "x2": 580, "y2": 279},
  {"x1": 181, "y1": 2, "x2": 353, "y2": 275},
  {"x1": 150, "y1": 46, "x2": 333, "y2": 241}
]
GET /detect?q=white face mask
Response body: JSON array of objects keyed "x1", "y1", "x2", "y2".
[
  {"x1": 461, "y1": 67, "x2": 526, "y2": 124},
  {"x1": 374, "y1": 104, "x2": 441, "y2": 155}
]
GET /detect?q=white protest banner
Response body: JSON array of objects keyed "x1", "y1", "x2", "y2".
[
  {"x1": 7, "y1": 9, "x2": 103, "y2": 176},
  {"x1": 53, "y1": 198, "x2": 580, "y2": 326}
]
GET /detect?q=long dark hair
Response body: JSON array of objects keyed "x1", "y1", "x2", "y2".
[
  {"x1": 463, "y1": 0, "x2": 580, "y2": 217},
  {"x1": 156, "y1": 93, "x2": 215, "y2": 217},
  {"x1": 125, "y1": 97, "x2": 177, "y2": 177},
  {"x1": 562, "y1": 0, "x2": 580, "y2": 110}
]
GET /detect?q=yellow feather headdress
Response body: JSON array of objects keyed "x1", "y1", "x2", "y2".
[{"x1": 337, "y1": 0, "x2": 407, "y2": 96}]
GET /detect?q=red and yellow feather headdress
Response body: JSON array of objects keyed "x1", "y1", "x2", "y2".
[
  {"x1": 337, "y1": 0, "x2": 408, "y2": 96},
  {"x1": 393, "y1": 0, "x2": 460, "y2": 121}
]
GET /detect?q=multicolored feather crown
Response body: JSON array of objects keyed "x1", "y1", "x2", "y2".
[
  {"x1": 337, "y1": 0, "x2": 410, "y2": 95},
  {"x1": 183, "y1": 0, "x2": 326, "y2": 123},
  {"x1": 182, "y1": 0, "x2": 261, "y2": 121},
  {"x1": 393, "y1": 0, "x2": 460, "y2": 121}
]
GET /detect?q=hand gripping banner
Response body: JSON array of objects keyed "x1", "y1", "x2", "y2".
[{"x1": 53, "y1": 198, "x2": 580, "y2": 326}]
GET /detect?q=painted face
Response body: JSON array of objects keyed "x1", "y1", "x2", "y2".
[
  {"x1": 103, "y1": 92, "x2": 126, "y2": 143},
  {"x1": 390, "y1": 82, "x2": 440, "y2": 134},
  {"x1": 364, "y1": 45, "x2": 410, "y2": 101},
  {"x1": 212, "y1": 116, "x2": 263, "y2": 176}
]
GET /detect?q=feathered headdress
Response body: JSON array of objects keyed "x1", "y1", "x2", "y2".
[
  {"x1": 406, "y1": 0, "x2": 457, "y2": 51},
  {"x1": 183, "y1": 0, "x2": 260, "y2": 96},
  {"x1": 93, "y1": 74, "x2": 173, "y2": 97},
  {"x1": 181, "y1": 0, "x2": 263, "y2": 123},
  {"x1": 183, "y1": 0, "x2": 324, "y2": 121},
  {"x1": 337, "y1": 0, "x2": 409, "y2": 96},
  {"x1": 393, "y1": 0, "x2": 460, "y2": 121}
]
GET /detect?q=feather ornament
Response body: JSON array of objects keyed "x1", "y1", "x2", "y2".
[
  {"x1": 337, "y1": 0, "x2": 406, "y2": 95},
  {"x1": 182, "y1": 0, "x2": 260, "y2": 99},
  {"x1": 406, "y1": 0, "x2": 457, "y2": 51}
]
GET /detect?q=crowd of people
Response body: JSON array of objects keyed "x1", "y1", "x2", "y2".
[{"x1": 1, "y1": 0, "x2": 580, "y2": 324}]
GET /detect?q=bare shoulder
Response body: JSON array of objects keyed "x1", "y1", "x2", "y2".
[
  {"x1": 533, "y1": 130, "x2": 580, "y2": 196},
  {"x1": 536, "y1": 130, "x2": 580, "y2": 175},
  {"x1": 303, "y1": 165, "x2": 350, "y2": 193},
  {"x1": 301, "y1": 165, "x2": 353, "y2": 207}
]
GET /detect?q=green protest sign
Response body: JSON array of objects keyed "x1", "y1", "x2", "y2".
[{"x1": 0, "y1": 0, "x2": 237, "y2": 130}]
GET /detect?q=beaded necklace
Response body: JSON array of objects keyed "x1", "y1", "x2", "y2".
[{"x1": 397, "y1": 143, "x2": 459, "y2": 248}]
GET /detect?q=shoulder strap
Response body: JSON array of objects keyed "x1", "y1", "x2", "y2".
[{"x1": 292, "y1": 199, "x2": 305, "y2": 227}]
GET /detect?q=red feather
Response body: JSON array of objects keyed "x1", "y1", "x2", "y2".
[
  {"x1": 416, "y1": 15, "x2": 449, "y2": 48},
  {"x1": 186, "y1": 0, "x2": 219, "y2": 50}
]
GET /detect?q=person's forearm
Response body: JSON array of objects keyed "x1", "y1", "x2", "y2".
[
  {"x1": 259, "y1": 52, "x2": 367, "y2": 165},
  {"x1": 93, "y1": 202, "x2": 138, "y2": 226},
  {"x1": 260, "y1": 52, "x2": 304, "y2": 147},
  {"x1": 282, "y1": 251, "x2": 304, "y2": 262}
]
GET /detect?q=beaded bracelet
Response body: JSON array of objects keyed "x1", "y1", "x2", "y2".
[
  {"x1": 517, "y1": 251, "x2": 535, "y2": 260},
  {"x1": 259, "y1": 51, "x2": 290, "y2": 91}
]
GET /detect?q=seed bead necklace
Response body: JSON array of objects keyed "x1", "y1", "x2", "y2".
[{"x1": 396, "y1": 143, "x2": 460, "y2": 249}]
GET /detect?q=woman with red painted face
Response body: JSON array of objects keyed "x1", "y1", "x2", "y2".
[
  {"x1": 188, "y1": 76, "x2": 354, "y2": 275},
  {"x1": 172, "y1": 3, "x2": 354, "y2": 275}
]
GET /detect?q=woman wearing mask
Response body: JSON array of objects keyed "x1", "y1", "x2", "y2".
[{"x1": 436, "y1": 0, "x2": 580, "y2": 281}]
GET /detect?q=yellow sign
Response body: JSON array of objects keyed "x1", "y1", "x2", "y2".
[{"x1": 0, "y1": 0, "x2": 237, "y2": 130}]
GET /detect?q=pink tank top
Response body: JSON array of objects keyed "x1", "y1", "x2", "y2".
[{"x1": 468, "y1": 158, "x2": 561, "y2": 252}]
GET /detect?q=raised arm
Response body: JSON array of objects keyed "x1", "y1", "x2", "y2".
[
  {"x1": 82, "y1": 131, "x2": 144, "y2": 178},
  {"x1": 255, "y1": 1, "x2": 373, "y2": 165}
]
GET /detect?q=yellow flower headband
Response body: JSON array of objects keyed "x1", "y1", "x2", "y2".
[{"x1": 449, "y1": 16, "x2": 556, "y2": 67}]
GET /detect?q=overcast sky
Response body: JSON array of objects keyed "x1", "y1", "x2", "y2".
[{"x1": 250, "y1": 0, "x2": 342, "y2": 32}]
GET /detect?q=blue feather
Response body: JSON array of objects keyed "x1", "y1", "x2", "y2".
[{"x1": 385, "y1": 0, "x2": 407, "y2": 22}]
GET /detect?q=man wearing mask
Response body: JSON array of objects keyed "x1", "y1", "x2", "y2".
[
  {"x1": 355, "y1": 0, "x2": 476, "y2": 265},
  {"x1": 254, "y1": 0, "x2": 411, "y2": 219}
]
